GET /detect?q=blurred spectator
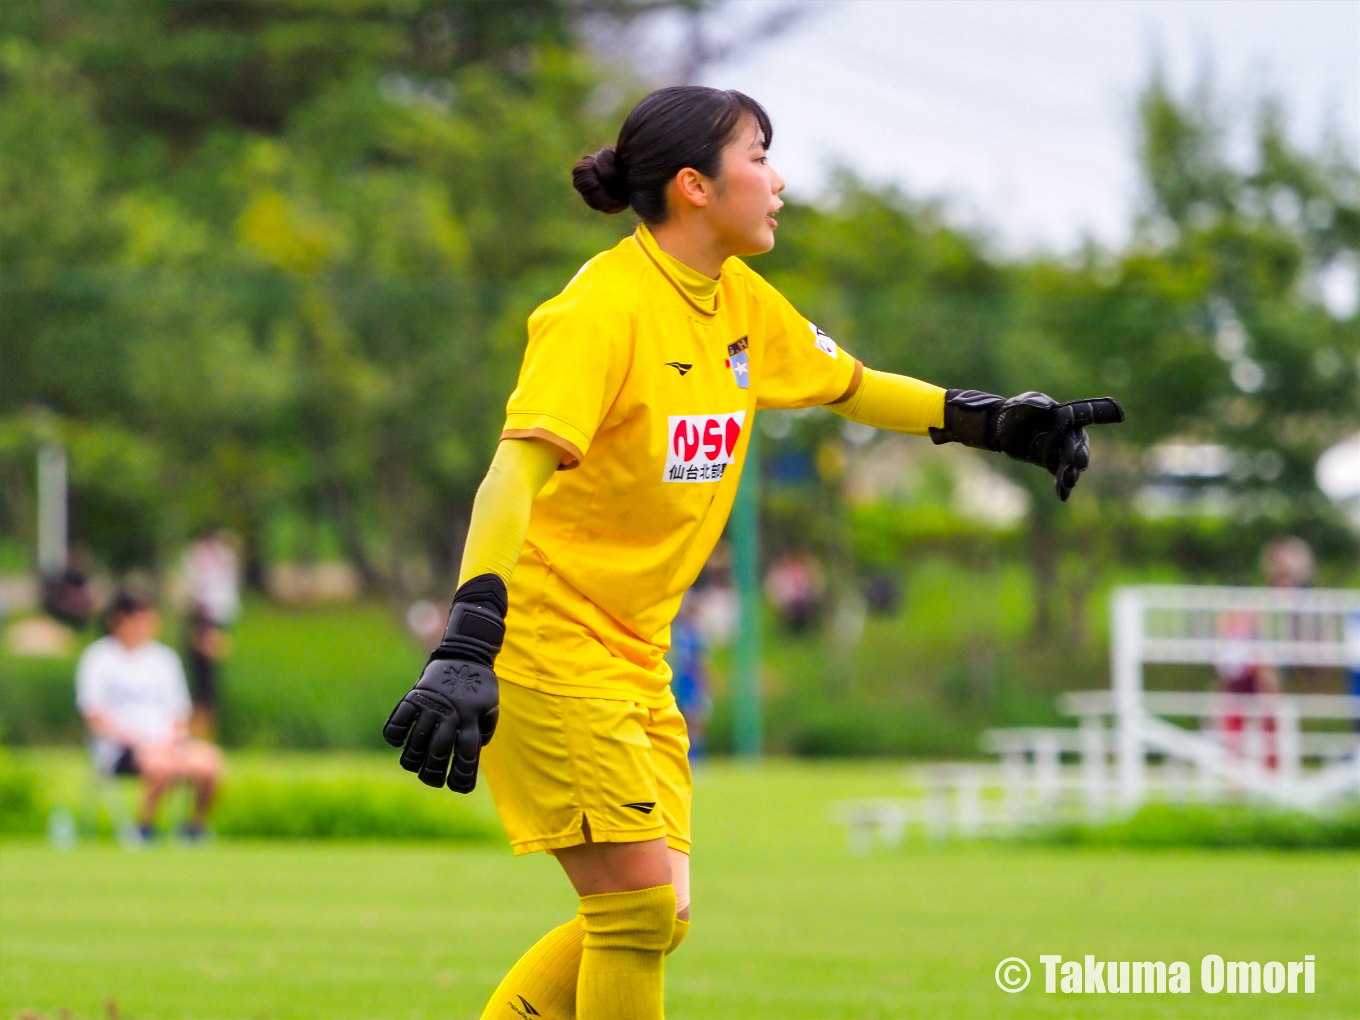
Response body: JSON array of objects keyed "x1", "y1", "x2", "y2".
[
  {"x1": 182, "y1": 532, "x2": 240, "y2": 739},
  {"x1": 1261, "y1": 535, "x2": 1314, "y2": 589},
  {"x1": 1214, "y1": 536, "x2": 1317, "y2": 770},
  {"x1": 77, "y1": 593, "x2": 223, "y2": 842},
  {"x1": 669, "y1": 593, "x2": 713, "y2": 759},
  {"x1": 39, "y1": 543, "x2": 97, "y2": 629},
  {"x1": 184, "y1": 604, "x2": 230, "y2": 740},
  {"x1": 764, "y1": 551, "x2": 825, "y2": 632},
  {"x1": 1214, "y1": 609, "x2": 1278, "y2": 769},
  {"x1": 406, "y1": 598, "x2": 447, "y2": 650},
  {"x1": 861, "y1": 573, "x2": 900, "y2": 616},
  {"x1": 184, "y1": 531, "x2": 241, "y2": 626},
  {"x1": 1347, "y1": 611, "x2": 1360, "y2": 734},
  {"x1": 690, "y1": 543, "x2": 738, "y2": 647}
]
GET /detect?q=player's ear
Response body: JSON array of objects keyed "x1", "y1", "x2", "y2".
[{"x1": 671, "y1": 168, "x2": 711, "y2": 210}]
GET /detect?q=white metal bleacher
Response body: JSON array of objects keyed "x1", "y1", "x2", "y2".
[{"x1": 834, "y1": 585, "x2": 1360, "y2": 848}]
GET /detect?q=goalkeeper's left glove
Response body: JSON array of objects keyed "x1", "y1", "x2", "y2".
[{"x1": 929, "y1": 390, "x2": 1125, "y2": 501}]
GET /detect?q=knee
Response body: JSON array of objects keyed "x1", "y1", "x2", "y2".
[
  {"x1": 139, "y1": 764, "x2": 173, "y2": 788},
  {"x1": 188, "y1": 744, "x2": 224, "y2": 780},
  {"x1": 578, "y1": 885, "x2": 675, "y2": 954}
]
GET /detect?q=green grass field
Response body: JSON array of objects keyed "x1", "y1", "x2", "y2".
[{"x1": 2, "y1": 757, "x2": 1357, "y2": 1019}]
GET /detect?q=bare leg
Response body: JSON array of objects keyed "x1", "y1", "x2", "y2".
[
  {"x1": 134, "y1": 740, "x2": 223, "y2": 829},
  {"x1": 554, "y1": 823, "x2": 689, "y2": 920},
  {"x1": 137, "y1": 769, "x2": 172, "y2": 827},
  {"x1": 182, "y1": 742, "x2": 223, "y2": 825}
]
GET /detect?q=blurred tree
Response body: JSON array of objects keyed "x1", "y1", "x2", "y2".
[
  {"x1": 0, "y1": 0, "x2": 656, "y2": 589},
  {"x1": 758, "y1": 71, "x2": 1358, "y2": 639},
  {"x1": 0, "y1": 0, "x2": 577, "y2": 142},
  {"x1": 1, "y1": 7, "x2": 1355, "y2": 615}
]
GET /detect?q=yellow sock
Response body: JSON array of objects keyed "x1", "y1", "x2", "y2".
[
  {"x1": 576, "y1": 885, "x2": 676, "y2": 1020},
  {"x1": 481, "y1": 916, "x2": 585, "y2": 1020},
  {"x1": 666, "y1": 918, "x2": 689, "y2": 955}
]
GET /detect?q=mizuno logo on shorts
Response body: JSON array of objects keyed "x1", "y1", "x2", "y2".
[
  {"x1": 622, "y1": 801, "x2": 657, "y2": 814},
  {"x1": 664, "y1": 411, "x2": 745, "y2": 482}
]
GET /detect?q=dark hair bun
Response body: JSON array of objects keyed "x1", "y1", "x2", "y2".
[{"x1": 572, "y1": 145, "x2": 630, "y2": 213}]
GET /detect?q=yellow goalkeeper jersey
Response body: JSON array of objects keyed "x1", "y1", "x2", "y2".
[{"x1": 496, "y1": 224, "x2": 860, "y2": 706}]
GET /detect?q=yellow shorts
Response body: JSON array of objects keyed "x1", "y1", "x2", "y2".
[{"x1": 480, "y1": 678, "x2": 692, "y2": 856}]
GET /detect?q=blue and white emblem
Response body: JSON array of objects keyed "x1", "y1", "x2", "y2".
[{"x1": 726, "y1": 336, "x2": 750, "y2": 390}]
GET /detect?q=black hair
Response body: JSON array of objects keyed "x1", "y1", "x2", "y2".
[
  {"x1": 105, "y1": 590, "x2": 153, "y2": 631},
  {"x1": 573, "y1": 86, "x2": 773, "y2": 224}
]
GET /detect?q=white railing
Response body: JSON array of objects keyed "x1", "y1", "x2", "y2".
[
  {"x1": 833, "y1": 585, "x2": 1360, "y2": 846},
  {"x1": 1109, "y1": 585, "x2": 1360, "y2": 808}
]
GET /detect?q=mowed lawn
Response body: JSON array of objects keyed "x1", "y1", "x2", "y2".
[{"x1": 2, "y1": 758, "x2": 1357, "y2": 1020}]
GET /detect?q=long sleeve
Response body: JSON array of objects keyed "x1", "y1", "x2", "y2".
[
  {"x1": 457, "y1": 438, "x2": 563, "y2": 586},
  {"x1": 828, "y1": 367, "x2": 946, "y2": 436}
]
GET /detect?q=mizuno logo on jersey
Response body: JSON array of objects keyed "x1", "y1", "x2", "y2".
[
  {"x1": 622, "y1": 801, "x2": 657, "y2": 814},
  {"x1": 664, "y1": 411, "x2": 745, "y2": 482},
  {"x1": 664, "y1": 361, "x2": 692, "y2": 376}
]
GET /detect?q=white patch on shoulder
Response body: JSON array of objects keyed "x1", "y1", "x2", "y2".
[{"x1": 809, "y1": 322, "x2": 838, "y2": 358}]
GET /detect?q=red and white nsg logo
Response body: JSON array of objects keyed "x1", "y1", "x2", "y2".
[{"x1": 664, "y1": 411, "x2": 746, "y2": 482}]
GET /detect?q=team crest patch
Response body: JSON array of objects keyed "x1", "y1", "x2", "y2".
[
  {"x1": 809, "y1": 322, "x2": 838, "y2": 358},
  {"x1": 665, "y1": 411, "x2": 746, "y2": 482},
  {"x1": 725, "y1": 336, "x2": 750, "y2": 389}
]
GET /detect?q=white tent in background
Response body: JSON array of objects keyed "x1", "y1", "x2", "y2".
[{"x1": 1317, "y1": 432, "x2": 1360, "y2": 529}]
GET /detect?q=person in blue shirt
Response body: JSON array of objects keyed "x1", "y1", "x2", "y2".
[{"x1": 668, "y1": 593, "x2": 713, "y2": 758}]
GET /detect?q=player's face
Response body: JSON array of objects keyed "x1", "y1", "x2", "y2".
[
  {"x1": 115, "y1": 608, "x2": 160, "y2": 648},
  {"x1": 710, "y1": 113, "x2": 785, "y2": 256}
]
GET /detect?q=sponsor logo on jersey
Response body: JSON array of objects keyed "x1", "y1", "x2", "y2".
[
  {"x1": 725, "y1": 335, "x2": 750, "y2": 389},
  {"x1": 664, "y1": 361, "x2": 693, "y2": 376},
  {"x1": 810, "y1": 322, "x2": 838, "y2": 358},
  {"x1": 665, "y1": 411, "x2": 745, "y2": 482},
  {"x1": 622, "y1": 801, "x2": 657, "y2": 814}
]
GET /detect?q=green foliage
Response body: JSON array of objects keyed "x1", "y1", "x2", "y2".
[
  {"x1": 219, "y1": 601, "x2": 427, "y2": 749},
  {"x1": 1040, "y1": 801, "x2": 1360, "y2": 850},
  {"x1": 213, "y1": 774, "x2": 498, "y2": 841},
  {"x1": 0, "y1": 652, "x2": 84, "y2": 745},
  {"x1": 0, "y1": 1, "x2": 636, "y2": 583},
  {"x1": 706, "y1": 559, "x2": 1088, "y2": 758},
  {"x1": 0, "y1": 749, "x2": 46, "y2": 835},
  {"x1": 2, "y1": 747, "x2": 500, "y2": 842}
]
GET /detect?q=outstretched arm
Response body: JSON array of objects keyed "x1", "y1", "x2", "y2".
[
  {"x1": 828, "y1": 367, "x2": 945, "y2": 436},
  {"x1": 829, "y1": 370, "x2": 1123, "y2": 501}
]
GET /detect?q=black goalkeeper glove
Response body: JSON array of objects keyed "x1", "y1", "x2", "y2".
[
  {"x1": 929, "y1": 390, "x2": 1125, "y2": 501},
  {"x1": 382, "y1": 573, "x2": 506, "y2": 793}
]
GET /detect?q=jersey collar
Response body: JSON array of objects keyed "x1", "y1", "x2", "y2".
[{"x1": 633, "y1": 223, "x2": 721, "y2": 318}]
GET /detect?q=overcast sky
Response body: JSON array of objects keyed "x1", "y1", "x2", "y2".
[{"x1": 693, "y1": 0, "x2": 1359, "y2": 254}]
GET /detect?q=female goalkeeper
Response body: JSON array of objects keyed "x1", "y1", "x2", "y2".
[{"x1": 384, "y1": 86, "x2": 1122, "y2": 1020}]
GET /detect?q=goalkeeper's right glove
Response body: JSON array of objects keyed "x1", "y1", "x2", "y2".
[{"x1": 929, "y1": 390, "x2": 1125, "y2": 501}]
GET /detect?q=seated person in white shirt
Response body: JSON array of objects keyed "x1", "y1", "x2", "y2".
[{"x1": 77, "y1": 593, "x2": 224, "y2": 840}]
